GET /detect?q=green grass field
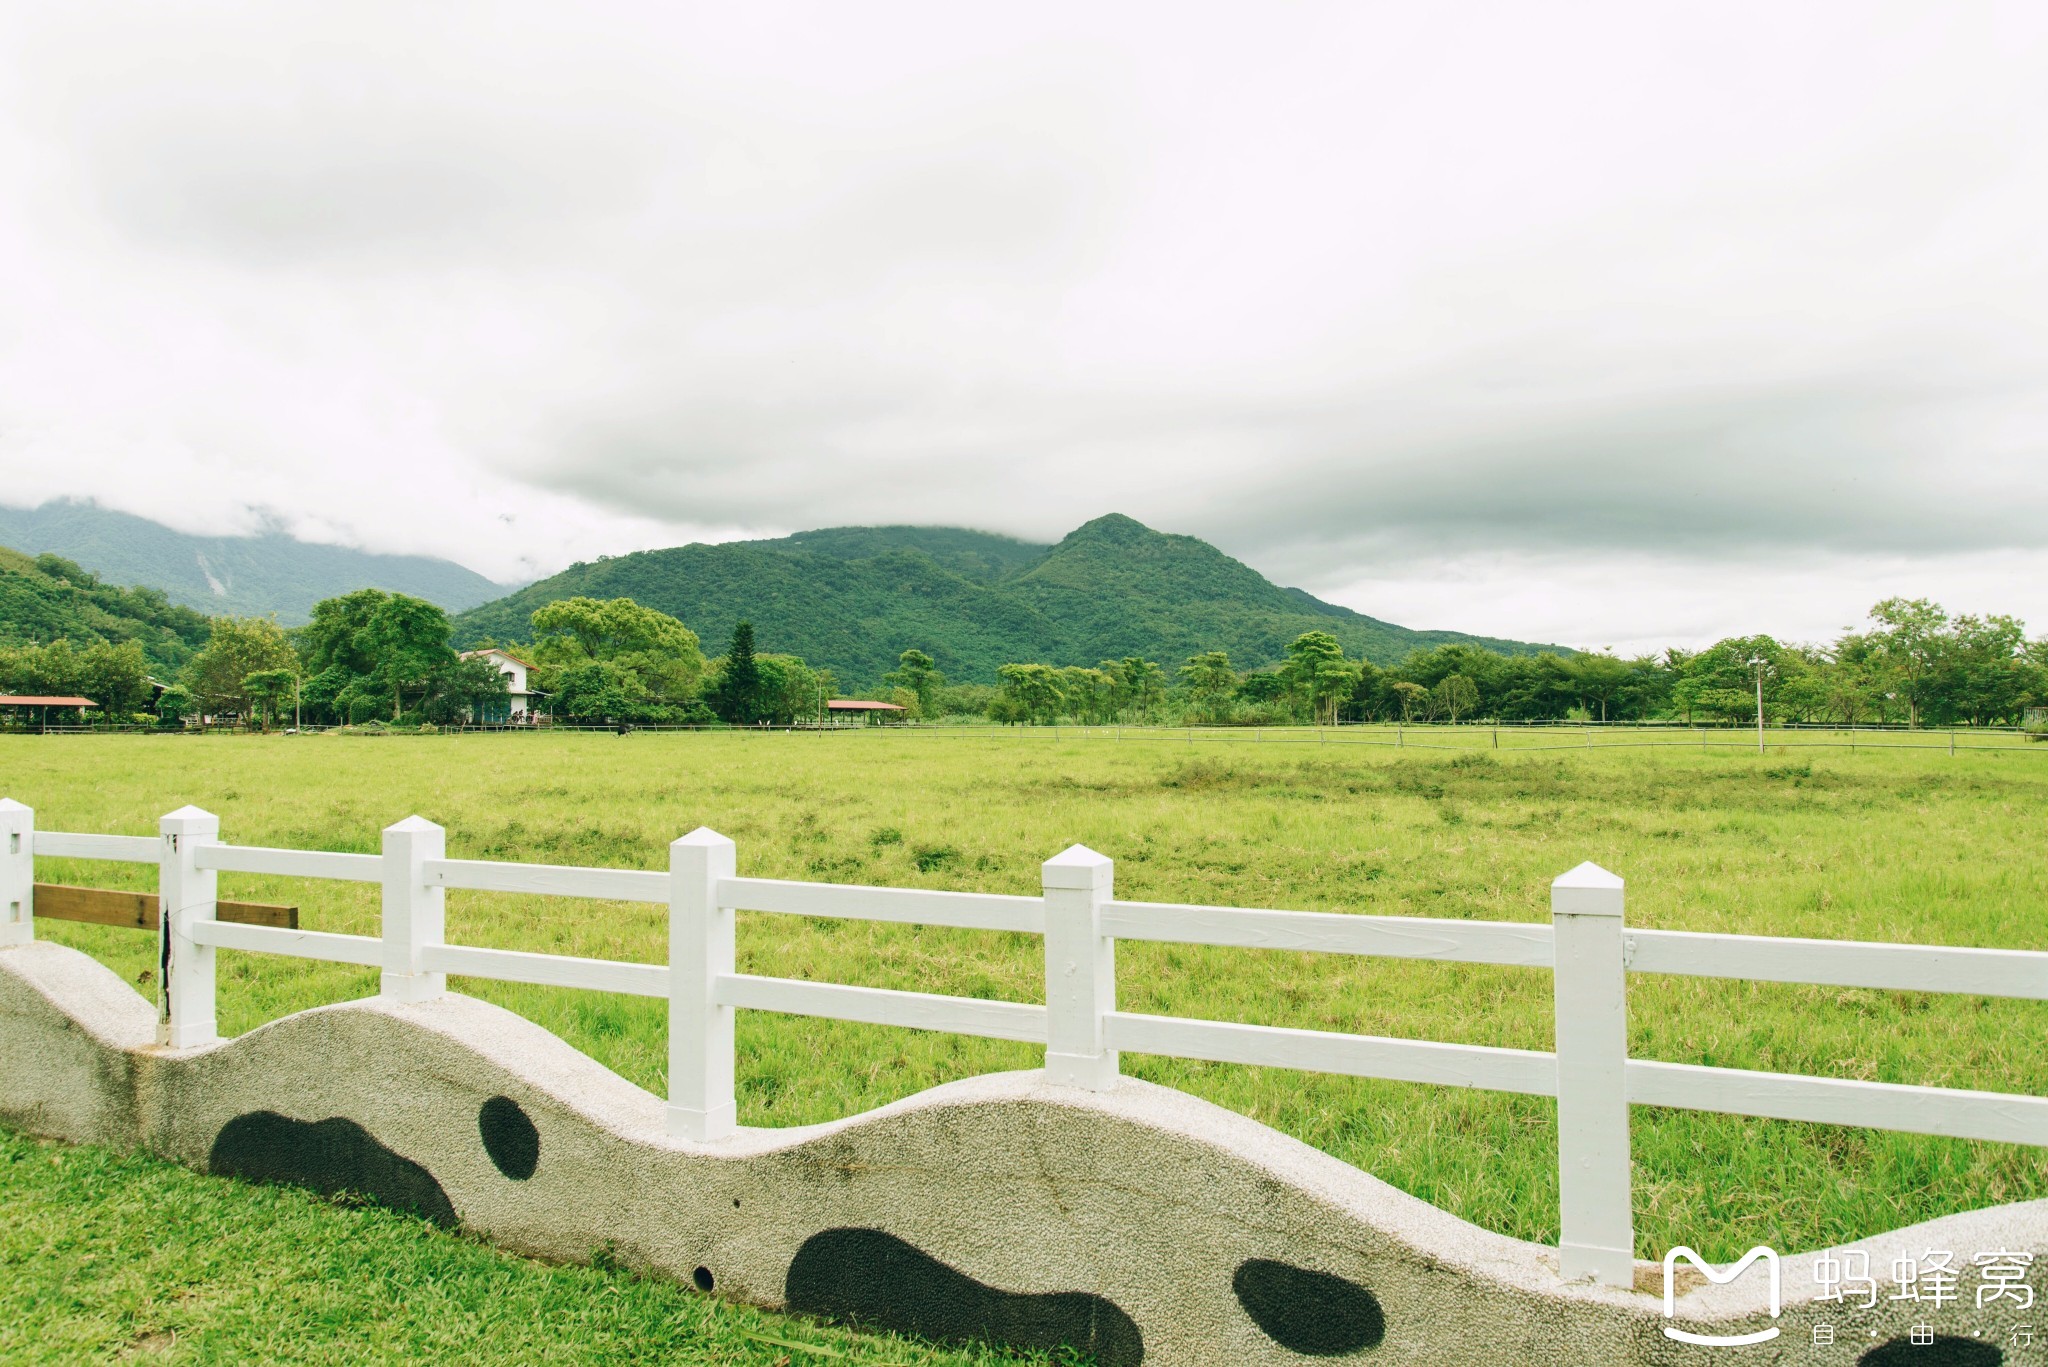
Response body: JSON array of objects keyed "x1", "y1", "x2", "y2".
[
  {"x1": 6, "y1": 730, "x2": 2047, "y2": 1356},
  {"x1": 0, "y1": 1126, "x2": 1047, "y2": 1366}
]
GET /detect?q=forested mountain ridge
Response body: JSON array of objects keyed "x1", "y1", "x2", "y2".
[
  {"x1": 779, "y1": 525, "x2": 1051, "y2": 582},
  {"x1": 0, "y1": 501, "x2": 512, "y2": 625},
  {"x1": 1002, "y1": 514, "x2": 1502, "y2": 669},
  {"x1": 451, "y1": 513, "x2": 1564, "y2": 683},
  {"x1": 0, "y1": 544, "x2": 214, "y2": 671}
]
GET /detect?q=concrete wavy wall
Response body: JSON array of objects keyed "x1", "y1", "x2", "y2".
[{"x1": 2, "y1": 941, "x2": 2038, "y2": 1365}]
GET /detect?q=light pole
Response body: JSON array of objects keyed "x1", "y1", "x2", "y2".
[{"x1": 1748, "y1": 655, "x2": 1766, "y2": 755}]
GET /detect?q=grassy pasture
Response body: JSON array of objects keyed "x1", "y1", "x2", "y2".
[
  {"x1": 0, "y1": 1126, "x2": 1032, "y2": 1366},
  {"x1": 6, "y1": 730, "x2": 2047, "y2": 1274}
]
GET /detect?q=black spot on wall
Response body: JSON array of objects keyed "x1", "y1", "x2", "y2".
[
  {"x1": 209, "y1": 1111, "x2": 456, "y2": 1227},
  {"x1": 478, "y1": 1095, "x2": 539, "y2": 1180},
  {"x1": 1232, "y1": 1258, "x2": 1385, "y2": 1356},
  {"x1": 786, "y1": 1227, "x2": 1143, "y2": 1367},
  {"x1": 1860, "y1": 1337, "x2": 2002, "y2": 1366}
]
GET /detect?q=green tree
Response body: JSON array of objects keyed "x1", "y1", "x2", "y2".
[
  {"x1": 1179, "y1": 651, "x2": 1237, "y2": 723},
  {"x1": 530, "y1": 597, "x2": 704, "y2": 697},
  {"x1": 1432, "y1": 673, "x2": 1479, "y2": 723},
  {"x1": 1111, "y1": 657, "x2": 1166, "y2": 720},
  {"x1": 1569, "y1": 654, "x2": 1633, "y2": 723},
  {"x1": 365, "y1": 595, "x2": 456, "y2": 720},
  {"x1": 526, "y1": 596, "x2": 703, "y2": 719},
  {"x1": 301, "y1": 589, "x2": 392, "y2": 679},
  {"x1": 184, "y1": 618, "x2": 298, "y2": 720},
  {"x1": 292, "y1": 590, "x2": 481, "y2": 724},
  {"x1": 1348, "y1": 658, "x2": 1387, "y2": 721},
  {"x1": 1817, "y1": 636, "x2": 1883, "y2": 726},
  {"x1": 756, "y1": 653, "x2": 834, "y2": 725},
  {"x1": 421, "y1": 654, "x2": 511, "y2": 726},
  {"x1": 155, "y1": 684, "x2": 194, "y2": 727},
  {"x1": 1670, "y1": 636, "x2": 1786, "y2": 725},
  {"x1": 1936, "y1": 613, "x2": 2031, "y2": 726},
  {"x1": 1057, "y1": 666, "x2": 1118, "y2": 724},
  {"x1": 298, "y1": 664, "x2": 353, "y2": 725},
  {"x1": 77, "y1": 640, "x2": 153, "y2": 719},
  {"x1": 1868, "y1": 598, "x2": 1949, "y2": 727},
  {"x1": 554, "y1": 661, "x2": 635, "y2": 723},
  {"x1": 929, "y1": 681, "x2": 998, "y2": 718},
  {"x1": 242, "y1": 668, "x2": 298, "y2": 730},
  {"x1": 1390, "y1": 680, "x2": 1430, "y2": 722},
  {"x1": 708, "y1": 621, "x2": 764, "y2": 724},
  {"x1": 1283, "y1": 631, "x2": 1362, "y2": 724},
  {"x1": 882, "y1": 649, "x2": 944, "y2": 714},
  {"x1": 994, "y1": 663, "x2": 1065, "y2": 724},
  {"x1": 296, "y1": 589, "x2": 388, "y2": 724}
]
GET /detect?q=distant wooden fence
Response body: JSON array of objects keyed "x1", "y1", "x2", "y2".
[{"x1": 4, "y1": 794, "x2": 2046, "y2": 1288}]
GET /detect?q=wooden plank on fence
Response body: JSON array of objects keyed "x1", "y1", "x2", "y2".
[{"x1": 31, "y1": 883, "x2": 298, "y2": 931}]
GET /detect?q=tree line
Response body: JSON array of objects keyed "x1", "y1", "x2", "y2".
[
  {"x1": 963, "y1": 598, "x2": 2046, "y2": 729},
  {"x1": 4, "y1": 585, "x2": 2041, "y2": 732},
  {"x1": 521, "y1": 598, "x2": 834, "y2": 726}
]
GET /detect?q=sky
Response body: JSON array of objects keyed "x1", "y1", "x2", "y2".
[{"x1": 2, "y1": 1, "x2": 2044, "y2": 655}]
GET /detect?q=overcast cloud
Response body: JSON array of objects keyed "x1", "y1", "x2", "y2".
[{"x1": 2, "y1": 1, "x2": 2044, "y2": 654}]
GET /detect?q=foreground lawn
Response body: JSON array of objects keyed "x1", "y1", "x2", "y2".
[
  {"x1": 6, "y1": 730, "x2": 2048, "y2": 1264},
  {"x1": 0, "y1": 1126, "x2": 1042, "y2": 1366}
]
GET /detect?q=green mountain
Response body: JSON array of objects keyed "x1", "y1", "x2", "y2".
[
  {"x1": 0, "y1": 545, "x2": 214, "y2": 672},
  {"x1": 780, "y1": 525, "x2": 1050, "y2": 583},
  {"x1": 452, "y1": 513, "x2": 1564, "y2": 683},
  {"x1": 0, "y1": 501, "x2": 511, "y2": 625}
]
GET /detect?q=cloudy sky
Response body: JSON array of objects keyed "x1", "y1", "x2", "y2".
[{"x1": 2, "y1": 2, "x2": 2044, "y2": 654}]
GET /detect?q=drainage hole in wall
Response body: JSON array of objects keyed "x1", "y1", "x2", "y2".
[{"x1": 693, "y1": 1266, "x2": 715, "y2": 1292}]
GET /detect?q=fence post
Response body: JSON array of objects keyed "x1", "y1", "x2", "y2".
[
  {"x1": 670, "y1": 827, "x2": 737, "y2": 1141},
  {"x1": 158, "y1": 805, "x2": 220, "y2": 1048},
  {"x1": 0, "y1": 799, "x2": 31, "y2": 946},
  {"x1": 1551, "y1": 861, "x2": 1633, "y2": 1286},
  {"x1": 380, "y1": 816, "x2": 446, "y2": 1003},
  {"x1": 1042, "y1": 844, "x2": 1117, "y2": 1089}
]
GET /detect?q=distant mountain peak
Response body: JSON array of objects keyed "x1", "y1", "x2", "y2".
[
  {"x1": 452, "y1": 516, "x2": 1565, "y2": 682},
  {"x1": 1061, "y1": 512, "x2": 1157, "y2": 544},
  {"x1": 0, "y1": 500, "x2": 514, "y2": 624}
]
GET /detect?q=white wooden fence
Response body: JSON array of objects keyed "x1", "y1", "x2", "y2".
[{"x1": 5, "y1": 794, "x2": 2048, "y2": 1288}]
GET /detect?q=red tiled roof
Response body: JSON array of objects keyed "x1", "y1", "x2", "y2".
[
  {"x1": 0, "y1": 695, "x2": 98, "y2": 707},
  {"x1": 826, "y1": 699, "x2": 906, "y2": 711}
]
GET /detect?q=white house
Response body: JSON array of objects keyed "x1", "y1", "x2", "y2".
[{"x1": 459, "y1": 648, "x2": 539, "y2": 723}]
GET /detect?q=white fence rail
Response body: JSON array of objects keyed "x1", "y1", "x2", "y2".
[{"x1": 6, "y1": 792, "x2": 2048, "y2": 1287}]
